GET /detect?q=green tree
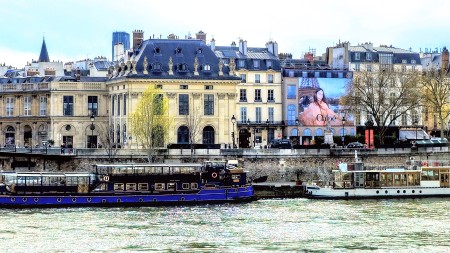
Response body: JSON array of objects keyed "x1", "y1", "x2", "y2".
[
  {"x1": 343, "y1": 70, "x2": 421, "y2": 145},
  {"x1": 131, "y1": 86, "x2": 171, "y2": 162},
  {"x1": 421, "y1": 69, "x2": 450, "y2": 138}
]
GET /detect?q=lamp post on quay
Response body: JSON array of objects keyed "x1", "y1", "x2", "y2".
[
  {"x1": 413, "y1": 120, "x2": 418, "y2": 141},
  {"x1": 90, "y1": 113, "x2": 95, "y2": 148},
  {"x1": 341, "y1": 116, "x2": 346, "y2": 147},
  {"x1": 231, "y1": 115, "x2": 236, "y2": 148},
  {"x1": 295, "y1": 118, "x2": 299, "y2": 145}
]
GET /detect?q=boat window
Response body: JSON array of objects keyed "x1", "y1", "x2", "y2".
[
  {"x1": 439, "y1": 168, "x2": 450, "y2": 174},
  {"x1": 114, "y1": 183, "x2": 124, "y2": 191},
  {"x1": 191, "y1": 183, "x2": 198, "y2": 189},
  {"x1": 126, "y1": 183, "x2": 137, "y2": 191},
  {"x1": 138, "y1": 183, "x2": 148, "y2": 191},
  {"x1": 155, "y1": 183, "x2": 165, "y2": 190},
  {"x1": 422, "y1": 168, "x2": 439, "y2": 181},
  {"x1": 182, "y1": 183, "x2": 190, "y2": 189},
  {"x1": 167, "y1": 183, "x2": 176, "y2": 190}
]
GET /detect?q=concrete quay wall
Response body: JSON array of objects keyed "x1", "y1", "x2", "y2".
[{"x1": 3, "y1": 149, "x2": 449, "y2": 183}]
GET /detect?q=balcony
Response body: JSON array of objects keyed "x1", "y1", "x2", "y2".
[
  {"x1": 237, "y1": 120, "x2": 284, "y2": 127},
  {"x1": 0, "y1": 83, "x2": 49, "y2": 93}
]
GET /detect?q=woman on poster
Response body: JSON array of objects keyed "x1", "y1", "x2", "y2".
[{"x1": 300, "y1": 88, "x2": 343, "y2": 126}]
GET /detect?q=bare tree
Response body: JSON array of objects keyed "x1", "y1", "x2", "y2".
[
  {"x1": 343, "y1": 70, "x2": 422, "y2": 144},
  {"x1": 98, "y1": 124, "x2": 118, "y2": 162},
  {"x1": 185, "y1": 103, "x2": 202, "y2": 161},
  {"x1": 421, "y1": 69, "x2": 450, "y2": 138}
]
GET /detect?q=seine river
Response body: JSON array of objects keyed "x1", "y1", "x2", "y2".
[{"x1": 1, "y1": 198, "x2": 450, "y2": 252}]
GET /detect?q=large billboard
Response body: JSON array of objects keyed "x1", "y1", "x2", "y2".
[{"x1": 298, "y1": 77, "x2": 353, "y2": 127}]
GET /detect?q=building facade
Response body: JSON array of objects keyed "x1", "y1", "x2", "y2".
[
  {"x1": 327, "y1": 42, "x2": 423, "y2": 128},
  {"x1": 213, "y1": 39, "x2": 283, "y2": 148},
  {"x1": 107, "y1": 31, "x2": 240, "y2": 148}
]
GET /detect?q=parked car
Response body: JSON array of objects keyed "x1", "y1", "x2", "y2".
[
  {"x1": 269, "y1": 139, "x2": 292, "y2": 149},
  {"x1": 346, "y1": 142, "x2": 365, "y2": 149}
]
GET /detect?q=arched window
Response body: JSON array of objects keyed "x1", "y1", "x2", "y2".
[
  {"x1": 287, "y1": 104, "x2": 296, "y2": 125},
  {"x1": 291, "y1": 128, "x2": 298, "y2": 136},
  {"x1": 315, "y1": 128, "x2": 324, "y2": 136},
  {"x1": 303, "y1": 128, "x2": 312, "y2": 136},
  {"x1": 177, "y1": 126, "x2": 189, "y2": 144},
  {"x1": 5, "y1": 126, "x2": 15, "y2": 145},
  {"x1": 202, "y1": 126, "x2": 215, "y2": 144}
]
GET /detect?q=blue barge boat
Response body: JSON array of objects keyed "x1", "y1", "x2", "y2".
[{"x1": 0, "y1": 161, "x2": 255, "y2": 208}]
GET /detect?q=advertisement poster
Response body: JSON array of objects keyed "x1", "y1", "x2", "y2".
[{"x1": 298, "y1": 77, "x2": 353, "y2": 127}]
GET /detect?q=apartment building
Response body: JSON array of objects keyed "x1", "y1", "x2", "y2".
[{"x1": 213, "y1": 39, "x2": 282, "y2": 148}]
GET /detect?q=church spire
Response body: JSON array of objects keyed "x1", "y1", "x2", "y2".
[{"x1": 38, "y1": 37, "x2": 50, "y2": 62}]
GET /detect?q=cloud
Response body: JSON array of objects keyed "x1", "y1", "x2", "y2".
[{"x1": 0, "y1": 47, "x2": 35, "y2": 68}]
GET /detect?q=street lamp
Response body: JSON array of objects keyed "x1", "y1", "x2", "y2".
[
  {"x1": 295, "y1": 118, "x2": 299, "y2": 145},
  {"x1": 413, "y1": 120, "x2": 418, "y2": 142},
  {"x1": 231, "y1": 115, "x2": 236, "y2": 148},
  {"x1": 342, "y1": 116, "x2": 346, "y2": 147},
  {"x1": 90, "y1": 113, "x2": 95, "y2": 148},
  {"x1": 266, "y1": 119, "x2": 269, "y2": 147}
]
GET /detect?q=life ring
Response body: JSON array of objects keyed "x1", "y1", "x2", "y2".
[
  {"x1": 103, "y1": 175, "x2": 110, "y2": 182},
  {"x1": 211, "y1": 172, "x2": 218, "y2": 179},
  {"x1": 421, "y1": 161, "x2": 428, "y2": 167}
]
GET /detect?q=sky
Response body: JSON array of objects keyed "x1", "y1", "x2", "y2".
[{"x1": 1, "y1": 0, "x2": 449, "y2": 68}]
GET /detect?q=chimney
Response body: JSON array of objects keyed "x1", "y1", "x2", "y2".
[
  {"x1": 266, "y1": 40, "x2": 278, "y2": 56},
  {"x1": 133, "y1": 30, "x2": 144, "y2": 50},
  {"x1": 210, "y1": 38, "x2": 215, "y2": 51},
  {"x1": 196, "y1": 31, "x2": 206, "y2": 42},
  {"x1": 442, "y1": 47, "x2": 449, "y2": 73},
  {"x1": 239, "y1": 39, "x2": 247, "y2": 55},
  {"x1": 76, "y1": 68, "x2": 81, "y2": 81}
]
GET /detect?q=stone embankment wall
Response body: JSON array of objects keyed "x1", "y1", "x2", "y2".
[{"x1": 4, "y1": 152, "x2": 446, "y2": 182}]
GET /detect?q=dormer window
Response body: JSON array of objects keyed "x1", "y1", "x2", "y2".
[
  {"x1": 366, "y1": 53, "x2": 372, "y2": 61},
  {"x1": 253, "y1": 60, "x2": 260, "y2": 69},
  {"x1": 238, "y1": 60, "x2": 245, "y2": 68},
  {"x1": 177, "y1": 63, "x2": 188, "y2": 72},
  {"x1": 154, "y1": 47, "x2": 161, "y2": 54},
  {"x1": 202, "y1": 64, "x2": 211, "y2": 71},
  {"x1": 176, "y1": 47, "x2": 183, "y2": 55},
  {"x1": 266, "y1": 60, "x2": 272, "y2": 69},
  {"x1": 152, "y1": 63, "x2": 162, "y2": 72}
]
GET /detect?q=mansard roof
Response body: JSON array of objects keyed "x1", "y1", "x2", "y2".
[
  {"x1": 348, "y1": 45, "x2": 421, "y2": 64},
  {"x1": 0, "y1": 75, "x2": 107, "y2": 84},
  {"x1": 118, "y1": 39, "x2": 239, "y2": 81},
  {"x1": 214, "y1": 46, "x2": 281, "y2": 71},
  {"x1": 38, "y1": 38, "x2": 50, "y2": 62}
]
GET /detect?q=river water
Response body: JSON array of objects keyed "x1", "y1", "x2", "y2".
[{"x1": 1, "y1": 198, "x2": 450, "y2": 252}]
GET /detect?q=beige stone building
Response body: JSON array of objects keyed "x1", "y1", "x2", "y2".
[{"x1": 108, "y1": 31, "x2": 240, "y2": 149}]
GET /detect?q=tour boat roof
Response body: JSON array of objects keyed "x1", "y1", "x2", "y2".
[
  {"x1": 94, "y1": 163, "x2": 203, "y2": 168},
  {"x1": 2, "y1": 172, "x2": 93, "y2": 177}
]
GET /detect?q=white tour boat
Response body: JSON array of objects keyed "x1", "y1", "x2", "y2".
[{"x1": 305, "y1": 153, "x2": 450, "y2": 199}]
